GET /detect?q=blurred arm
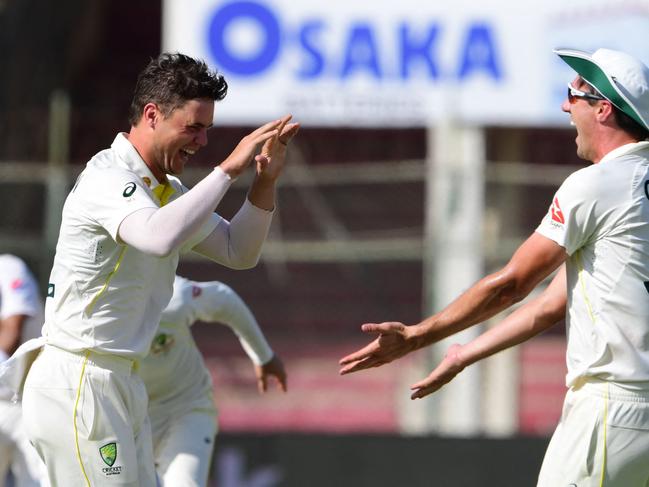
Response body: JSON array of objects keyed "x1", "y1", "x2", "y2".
[
  {"x1": 0, "y1": 314, "x2": 28, "y2": 359},
  {"x1": 191, "y1": 280, "x2": 287, "y2": 393},
  {"x1": 192, "y1": 281, "x2": 274, "y2": 365}
]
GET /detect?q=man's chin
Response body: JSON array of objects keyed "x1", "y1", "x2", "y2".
[{"x1": 168, "y1": 161, "x2": 185, "y2": 175}]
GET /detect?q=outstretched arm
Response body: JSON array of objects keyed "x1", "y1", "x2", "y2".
[
  {"x1": 339, "y1": 233, "x2": 567, "y2": 375},
  {"x1": 410, "y1": 265, "x2": 567, "y2": 399}
]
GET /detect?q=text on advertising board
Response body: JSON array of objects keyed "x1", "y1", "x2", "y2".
[{"x1": 207, "y1": 0, "x2": 503, "y2": 81}]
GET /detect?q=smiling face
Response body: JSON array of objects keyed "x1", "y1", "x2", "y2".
[{"x1": 150, "y1": 98, "x2": 214, "y2": 177}]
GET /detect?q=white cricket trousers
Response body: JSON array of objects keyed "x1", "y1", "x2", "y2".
[
  {"x1": 0, "y1": 399, "x2": 48, "y2": 487},
  {"x1": 537, "y1": 378, "x2": 649, "y2": 487},
  {"x1": 153, "y1": 410, "x2": 217, "y2": 487},
  {"x1": 22, "y1": 345, "x2": 157, "y2": 486}
]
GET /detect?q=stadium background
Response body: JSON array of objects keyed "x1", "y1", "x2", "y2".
[{"x1": 1, "y1": 0, "x2": 646, "y2": 485}]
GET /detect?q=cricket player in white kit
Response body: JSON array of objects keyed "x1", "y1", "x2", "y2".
[
  {"x1": 340, "y1": 48, "x2": 649, "y2": 485},
  {"x1": 0, "y1": 53, "x2": 299, "y2": 487},
  {"x1": 0, "y1": 255, "x2": 47, "y2": 487},
  {"x1": 140, "y1": 275, "x2": 286, "y2": 487}
]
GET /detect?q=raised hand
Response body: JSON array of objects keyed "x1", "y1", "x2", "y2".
[
  {"x1": 219, "y1": 119, "x2": 284, "y2": 179},
  {"x1": 410, "y1": 343, "x2": 465, "y2": 399},
  {"x1": 338, "y1": 321, "x2": 419, "y2": 375},
  {"x1": 255, "y1": 354, "x2": 287, "y2": 394},
  {"x1": 255, "y1": 114, "x2": 300, "y2": 181}
]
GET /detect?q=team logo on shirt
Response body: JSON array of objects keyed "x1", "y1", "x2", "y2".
[
  {"x1": 150, "y1": 333, "x2": 176, "y2": 355},
  {"x1": 99, "y1": 442, "x2": 122, "y2": 476},
  {"x1": 550, "y1": 197, "x2": 565, "y2": 225},
  {"x1": 99, "y1": 442, "x2": 122, "y2": 475},
  {"x1": 99, "y1": 442, "x2": 117, "y2": 466},
  {"x1": 10, "y1": 278, "x2": 24, "y2": 290},
  {"x1": 122, "y1": 182, "x2": 137, "y2": 197}
]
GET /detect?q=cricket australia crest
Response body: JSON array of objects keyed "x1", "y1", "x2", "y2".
[{"x1": 99, "y1": 442, "x2": 117, "y2": 467}]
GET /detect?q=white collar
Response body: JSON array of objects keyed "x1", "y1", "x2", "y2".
[
  {"x1": 111, "y1": 133, "x2": 165, "y2": 189},
  {"x1": 599, "y1": 141, "x2": 649, "y2": 164}
]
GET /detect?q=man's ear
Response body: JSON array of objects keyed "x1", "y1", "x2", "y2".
[
  {"x1": 598, "y1": 100, "x2": 614, "y2": 118},
  {"x1": 595, "y1": 100, "x2": 616, "y2": 126},
  {"x1": 142, "y1": 103, "x2": 159, "y2": 129}
]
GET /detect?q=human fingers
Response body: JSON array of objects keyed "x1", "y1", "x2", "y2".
[
  {"x1": 360, "y1": 321, "x2": 405, "y2": 335},
  {"x1": 409, "y1": 354, "x2": 463, "y2": 400},
  {"x1": 409, "y1": 375, "x2": 443, "y2": 399},
  {"x1": 276, "y1": 114, "x2": 291, "y2": 134},
  {"x1": 278, "y1": 123, "x2": 300, "y2": 145},
  {"x1": 252, "y1": 116, "x2": 290, "y2": 150},
  {"x1": 258, "y1": 374, "x2": 268, "y2": 394},
  {"x1": 274, "y1": 370, "x2": 288, "y2": 392},
  {"x1": 410, "y1": 385, "x2": 435, "y2": 400},
  {"x1": 247, "y1": 128, "x2": 279, "y2": 147},
  {"x1": 249, "y1": 119, "x2": 284, "y2": 138},
  {"x1": 339, "y1": 355, "x2": 388, "y2": 375},
  {"x1": 338, "y1": 338, "x2": 381, "y2": 367}
]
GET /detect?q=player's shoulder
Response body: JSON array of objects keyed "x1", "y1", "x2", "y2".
[
  {"x1": 0, "y1": 254, "x2": 36, "y2": 289},
  {"x1": 559, "y1": 163, "x2": 603, "y2": 196},
  {"x1": 84, "y1": 148, "x2": 135, "y2": 178},
  {"x1": 0, "y1": 254, "x2": 28, "y2": 273},
  {"x1": 74, "y1": 152, "x2": 143, "y2": 197}
]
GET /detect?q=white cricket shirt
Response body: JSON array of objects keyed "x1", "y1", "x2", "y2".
[
  {"x1": 536, "y1": 141, "x2": 649, "y2": 387},
  {"x1": 43, "y1": 134, "x2": 220, "y2": 358},
  {"x1": 139, "y1": 275, "x2": 273, "y2": 433},
  {"x1": 0, "y1": 254, "x2": 44, "y2": 399}
]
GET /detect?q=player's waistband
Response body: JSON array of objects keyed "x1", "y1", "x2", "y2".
[
  {"x1": 573, "y1": 377, "x2": 649, "y2": 402},
  {"x1": 41, "y1": 344, "x2": 138, "y2": 375}
]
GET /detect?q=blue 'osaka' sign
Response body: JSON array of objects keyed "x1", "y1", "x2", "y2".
[{"x1": 207, "y1": 0, "x2": 502, "y2": 82}]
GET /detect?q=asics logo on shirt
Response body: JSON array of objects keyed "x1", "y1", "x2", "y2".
[{"x1": 123, "y1": 182, "x2": 137, "y2": 197}]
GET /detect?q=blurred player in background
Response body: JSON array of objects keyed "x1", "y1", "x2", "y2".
[
  {"x1": 0, "y1": 52, "x2": 299, "y2": 486},
  {"x1": 141, "y1": 275, "x2": 286, "y2": 487},
  {"x1": 0, "y1": 255, "x2": 47, "y2": 487},
  {"x1": 340, "y1": 47, "x2": 649, "y2": 485}
]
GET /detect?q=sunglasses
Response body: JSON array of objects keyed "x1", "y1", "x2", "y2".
[{"x1": 567, "y1": 83, "x2": 606, "y2": 104}]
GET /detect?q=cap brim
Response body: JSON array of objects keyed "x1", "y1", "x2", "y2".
[{"x1": 554, "y1": 48, "x2": 648, "y2": 131}]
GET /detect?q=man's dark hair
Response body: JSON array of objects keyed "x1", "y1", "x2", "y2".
[
  {"x1": 612, "y1": 109, "x2": 649, "y2": 141},
  {"x1": 128, "y1": 53, "x2": 228, "y2": 126},
  {"x1": 585, "y1": 82, "x2": 649, "y2": 141}
]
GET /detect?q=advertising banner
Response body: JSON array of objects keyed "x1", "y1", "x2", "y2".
[{"x1": 163, "y1": 0, "x2": 649, "y2": 126}]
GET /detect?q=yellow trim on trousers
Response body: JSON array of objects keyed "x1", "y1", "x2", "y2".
[{"x1": 73, "y1": 351, "x2": 92, "y2": 487}]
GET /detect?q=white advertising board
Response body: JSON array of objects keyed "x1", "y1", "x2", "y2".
[{"x1": 163, "y1": 0, "x2": 649, "y2": 127}]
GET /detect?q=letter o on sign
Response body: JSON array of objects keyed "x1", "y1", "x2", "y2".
[{"x1": 207, "y1": 1, "x2": 280, "y2": 76}]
